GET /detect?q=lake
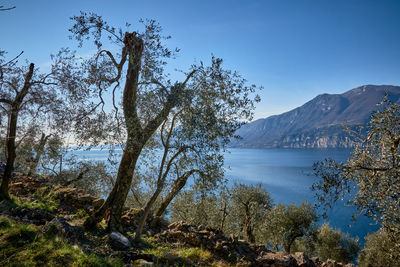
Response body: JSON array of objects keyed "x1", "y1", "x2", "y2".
[
  {"x1": 71, "y1": 147, "x2": 379, "y2": 244},
  {"x1": 225, "y1": 148, "x2": 379, "y2": 244}
]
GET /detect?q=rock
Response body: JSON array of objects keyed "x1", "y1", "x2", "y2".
[
  {"x1": 294, "y1": 252, "x2": 315, "y2": 267},
  {"x1": 54, "y1": 187, "x2": 102, "y2": 212},
  {"x1": 42, "y1": 217, "x2": 83, "y2": 240},
  {"x1": 11, "y1": 207, "x2": 54, "y2": 225},
  {"x1": 108, "y1": 232, "x2": 132, "y2": 251},
  {"x1": 321, "y1": 259, "x2": 342, "y2": 267},
  {"x1": 257, "y1": 251, "x2": 298, "y2": 267},
  {"x1": 311, "y1": 257, "x2": 320, "y2": 264}
]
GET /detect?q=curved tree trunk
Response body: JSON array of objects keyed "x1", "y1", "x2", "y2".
[
  {"x1": 84, "y1": 138, "x2": 142, "y2": 231},
  {"x1": 154, "y1": 172, "x2": 192, "y2": 217}
]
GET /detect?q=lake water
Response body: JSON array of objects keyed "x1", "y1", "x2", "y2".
[
  {"x1": 71, "y1": 147, "x2": 379, "y2": 244},
  {"x1": 225, "y1": 148, "x2": 379, "y2": 244}
]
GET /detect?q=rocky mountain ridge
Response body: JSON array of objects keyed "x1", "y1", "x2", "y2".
[{"x1": 231, "y1": 85, "x2": 400, "y2": 148}]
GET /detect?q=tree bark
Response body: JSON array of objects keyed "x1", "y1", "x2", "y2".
[
  {"x1": 153, "y1": 171, "x2": 194, "y2": 217},
  {"x1": 0, "y1": 63, "x2": 34, "y2": 200},
  {"x1": 0, "y1": 109, "x2": 18, "y2": 200},
  {"x1": 134, "y1": 186, "x2": 162, "y2": 242},
  {"x1": 244, "y1": 204, "x2": 255, "y2": 243},
  {"x1": 28, "y1": 133, "x2": 50, "y2": 176}
]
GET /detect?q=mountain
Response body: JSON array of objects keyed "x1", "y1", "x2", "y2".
[{"x1": 231, "y1": 85, "x2": 400, "y2": 148}]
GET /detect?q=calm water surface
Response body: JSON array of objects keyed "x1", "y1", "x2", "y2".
[
  {"x1": 72, "y1": 147, "x2": 379, "y2": 243},
  {"x1": 225, "y1": 148, "x2": 379, "y2": 244}
]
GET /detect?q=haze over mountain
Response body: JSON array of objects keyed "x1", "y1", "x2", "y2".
[{"x1": 231, "y1": 85, "x2": 400, "y2": 148}]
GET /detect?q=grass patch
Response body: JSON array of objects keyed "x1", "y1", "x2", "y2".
[
  {"x1": 143, "y1": 238, "x2": 214, "y2": 265},
  {"x1": 0, "y1": 216, "x2": 121, "y2": 266},
  {"x1": 177, "y1": 247, "x2": 213, "y2": 262},
  {"x1": 15, "y1": 198, "x2": 57, "y2": 212},
  {"x1": 11, "y1": 187, "x2": 58, "y2": 212}
]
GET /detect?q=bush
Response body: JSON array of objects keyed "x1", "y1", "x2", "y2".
[
  {"x1": 315, "y1": 223, "x2": 359, "y2": 264},
  {"x1": 358, "y1": 228, "x2": 399, "y2": 267}
]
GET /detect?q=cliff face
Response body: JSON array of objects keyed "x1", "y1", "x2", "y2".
[{"x1": 231, "y1": 85, "x2": 400, "y2": 148}]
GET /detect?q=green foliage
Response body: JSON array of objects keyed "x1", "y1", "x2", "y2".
[
  {"x1": 314, "y1": 223, "x2": 359, "y2": 264},
  {"x1": 261, "y1": 201, "x2": 317, "y2": 252},
  {"x1": 171, "y1": 184, "x2": 272, "y2": 243},
  {"x1": 230, "y1": 183, "x2": 273, "y2": 242},
  {"x1": 170, "y1": 189, "x2": 227, "y2": 229},
  {"x1": 313, "y1": 97, "x2": 400, "y2": 261},
  {"x1": 56, "y1": 161, "x2": 115, "y2": 198},
  {"x1": 0, "y1": 216, "x2": 121, "y2": 266},
  {"x1": 359, "y1": 228, "x2": 399, "y2": 267}
]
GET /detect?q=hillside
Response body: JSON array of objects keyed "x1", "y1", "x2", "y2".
[
  {"x1": 0, "y1": 175, "x2": 356, "y2": 266},
  {"x1": 231, "y1": 85, "x2": 400, "y2": 148}
]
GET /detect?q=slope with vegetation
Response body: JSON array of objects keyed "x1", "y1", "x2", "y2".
[{"x1": 0, "y1": 174, "x2": 358, "y2": 266}]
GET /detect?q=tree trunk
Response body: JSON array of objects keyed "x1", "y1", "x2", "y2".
[
  {"x1": 284, "y1": 243, "x2": 292, "y2": 253},
  {"x1": 0, "y1": 110, "x2": 18, "y2": 200},
  {"x1": 0, "y1": 63, "x2": 34, "y2": 200},
  {"x1": 84, "y1": 32, "x2": 194, "y2": 233},
  {"x1": 154, "y1": 174, "x2": 189, "y2": 217},
  {"x1": 108, "y1": 142, "x2": 142, "y2": 232},
  {"x1": 220, "y1": 201, "x2": 228, "y2": 230},
  {"x1": 84, "y1": 138, "x2": 141, "y2": 231},
  {"x1": 134, "y1": 186, "x2": 162, "y2": 242},
  {"x1": 28, "y1": 133, "x2": 49, "y2": 176},
  {"x1": 244, "y1": 205, "x2": 255, "y2": 243}
]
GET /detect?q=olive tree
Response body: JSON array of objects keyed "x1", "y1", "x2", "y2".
[
  {"x1": 313, "y1": 96, "x2": 400, "y2": 261},
  {"x1": 170, "y1": 189, "x2": 225, "y2": 228},
  {"x1": 0, "y1": 59, "x2": 69, "y2": 200},
  {"x1": 358, "y1": 228, "x2": 398, "y2": 267},
  {"x1": 313, "y1": 223, "x2": 359, "y2": 264},
  {"x1": 262, "y1": 201, "x2": 317, "y2": 252},
  {"x1": 230, "y1": 183, "x2": 273, "y2": 243},
  {"x1": 67, "y1": 13, "x2": 260, "y2": 232}
]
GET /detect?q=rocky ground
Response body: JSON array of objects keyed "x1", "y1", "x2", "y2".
[{"x1": 0, "y1": 175, "x2": 356, "y2": 266}]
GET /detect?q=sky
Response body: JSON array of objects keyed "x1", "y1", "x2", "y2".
[{"x1": 1, "y1": 0, "x2": 400, "y2": 120}]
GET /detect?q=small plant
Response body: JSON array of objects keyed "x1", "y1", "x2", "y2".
[{"x1": 72, "y1": 209, "x2": 89, "y2": 219}]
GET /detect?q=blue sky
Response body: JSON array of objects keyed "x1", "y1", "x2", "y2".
[{"x1": 1, "y1": 0, "x2": 400, "y2": 119}]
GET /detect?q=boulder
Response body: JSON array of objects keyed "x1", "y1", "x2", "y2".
[
  {"x1": 294, "y1": 252, "x2": 315, "y2": 267},
  {"x1": 257, "y1": 251, "x2": 298, "y2": 267},
  {"x1": 108, "y1": 232, "x2": 132, "y2": 251}
]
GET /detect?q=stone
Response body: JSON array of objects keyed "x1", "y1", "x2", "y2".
[
  {"x1": 108, "y1": 232, "x2": 132, "y2": 251},
  {"x1": 257, "y1": 252, "x2": 298, "y2": 267},
  {"x1": 42, "y1": 217, "x2": 83, "y2": 240},
  {"x1": 294, "y1": 252, "x2": 315, "y2": 267}
]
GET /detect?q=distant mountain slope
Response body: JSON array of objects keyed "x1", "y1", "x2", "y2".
[{"x1": 231, "y1": 85, "x2": 400, "y2": 148}]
